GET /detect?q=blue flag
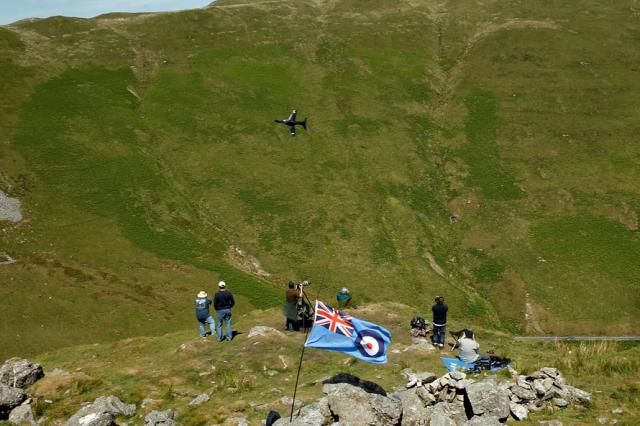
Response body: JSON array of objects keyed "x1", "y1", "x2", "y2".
[{"x1": 304, "y1": 300, "x2": 392, "y2": 364}]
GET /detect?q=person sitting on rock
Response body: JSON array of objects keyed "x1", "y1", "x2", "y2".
[
  {"x1": 336, "y1": 287, "x2": 352, "y2": 308},
  {"x1": 195, "y1": 290, "x2": 215, "y2": 338},
  {"x1": 454, "y1": 329, "x2": 509, "y2": 368}
]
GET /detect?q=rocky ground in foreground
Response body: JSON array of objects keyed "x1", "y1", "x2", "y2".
[{"x1": 1, "y1": 305, "x2": 638, "y2": 425}]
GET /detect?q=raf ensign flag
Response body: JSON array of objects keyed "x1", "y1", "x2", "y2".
[{"x1": 304, "y1": 300, "x2": 391, "y2": 364}]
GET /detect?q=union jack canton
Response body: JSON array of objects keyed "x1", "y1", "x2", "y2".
[{"x1": 314, "y1": 301, "x2": 355, "y2": 337}]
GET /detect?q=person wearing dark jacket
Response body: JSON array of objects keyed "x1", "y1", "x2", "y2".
[
  {"x1": 214, "y1": 281, "x2": 235, "y2": 342},
  {"x1": 431, "y1": 296, "x2": 448, "y2": 348},
  {"x1": 195, "y1": 291, "x2": 215, "y2": 337}
]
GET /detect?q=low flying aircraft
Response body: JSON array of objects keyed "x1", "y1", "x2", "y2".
[{"x1": 274, "y1": 109, "x2": 307, "y2": 136}]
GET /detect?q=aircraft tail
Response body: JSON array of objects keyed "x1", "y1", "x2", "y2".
[{"x1": 302, "y1": 118, "x2": 307, "y2": 130}]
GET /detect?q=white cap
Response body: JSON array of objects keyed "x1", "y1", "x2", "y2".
[
  {"x1": 341, "y1": 287, "x2": 349, "y2": 294},
  {"x1": 218, "y1": 281, "x2": 226, "y2": 288},
  {"x1": 197, "y1": 291, "x2": 207, "y2": 298}
]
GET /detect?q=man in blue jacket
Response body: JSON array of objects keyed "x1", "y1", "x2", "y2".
[
  {"x1": 214, "y1": 281, "x2": 235, "y2": 342},
  {"x1": 195, "y1": 290, "x2": 215, "y2": 337}
]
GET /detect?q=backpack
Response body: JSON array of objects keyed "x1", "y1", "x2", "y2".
[{"x1": 410, "y1": 316, "x2": 427, "y2": 330}]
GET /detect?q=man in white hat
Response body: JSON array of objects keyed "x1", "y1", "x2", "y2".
[
  {"x1": 195, "y1": 290, "x2": 215, "y2": 337},
  {"x1": 213, "y1": 281, "x2": 235, "y2": 342}
]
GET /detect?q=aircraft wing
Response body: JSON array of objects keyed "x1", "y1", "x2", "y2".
[
  {"x1": 288, "y1": 124, "x2": 296, "y2": 135},
  {"x1": 287, "y1": 111, "x2": 297, "y2": 122}
]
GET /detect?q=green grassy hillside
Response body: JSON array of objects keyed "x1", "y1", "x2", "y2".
[{"x1": 1, "y1": 0, "x2": 639, "y2": 358}]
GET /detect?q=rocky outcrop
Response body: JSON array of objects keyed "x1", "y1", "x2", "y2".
[
  {"x1": 0, "y1": 385, "x2": 27, "y2": 419},
  {"x1": 65, "y1": 395, "x2": 136, "y2": 426},
  {"x1": 8, "y1": 403, "x2": 36, "y2": 425},
  {"x1": 144, "y1": 409, "x2": 177, "y2": 426},
  {"x1": 0, "y1": 359, "x2": 45, "y2": 389},
  {"x1": 324, "y1": 382, "x2": 402, "y2": 425},
  {"x1": 465, "y1": 378, "x2": 510, "y2": 420},
  {"x1": 189, "y1": 393, "x2": 210, "y2": 406}
]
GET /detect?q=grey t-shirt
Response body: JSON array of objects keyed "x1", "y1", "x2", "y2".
[{"x1": 457, "y1": 337, "x2": 480, "y2": 363}]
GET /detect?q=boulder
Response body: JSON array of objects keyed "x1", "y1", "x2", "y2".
[
  {"x1": 248, "y1": 326, "x2": 284, "y2": 338},
  {"x1": 426, "y1": 401, "x2": 468, "y2": 426},
  {"x1": 563, "y1": 385, "x2": 591, "y2": 405},
  {"x1": 0, "y1": 385, "x2": 26, "y2": 419},
  {"x1": 462, "y1": 416, "x2": 502, "y2": 426},
  {"x1": 189, "y1": 393, "x2": 209, "y2": 406},
  {"x1": 464, "y1": 379, "x2": 510, "y2": 420},
  {"x1": 0, "y1": 359, "x2": 44, "y2": 389},
  {"x1": 396, "y1": 388, "x2": 427, "y2": 425},
  {"x1": 274, "y1": 404, "x2": 326, "y2": 426},
  {"x1": 509, "y1": 402, "x2": 528, "y2": 420},
  {"x1": 8, "y1": 403, "x2": 36, "y2": 425},
  {"x1": 415, "y1": 387, "x2": 436, "y2": 405},
  {"x1": 65, "y1": 396, "x2": 135, "y2": 425},
  {"x1": 144, "y1": 410, "x2": 177, "y2": 426},
  {"x1": 324, "y1": 383, "x2": 401, "y2": 425}
]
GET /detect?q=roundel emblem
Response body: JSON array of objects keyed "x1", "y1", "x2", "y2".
[{"x1": 355, "y1": 330, "x2": 385, "y2": 357}]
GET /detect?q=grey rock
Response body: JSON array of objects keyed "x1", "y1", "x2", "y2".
[
  {"x1": 189, "y1": 393, "x2": 209, "y2": 406},
  {"x1": 597, "y1": 418, "x2": 608, "y2": 425},
  {"x1": 415, "y1": 387, "x2": 436, "y2": 405},
  {"x1": 553, "y1": 398, "x2": 569, "y2": 408},
  {"x1": 50, "y1": 368, "x2": 70, "y2": 376},
  {"x1": 465, "y1": 379, "x2": 510, "y2": 420},
  {"x1": 275, "y1": 403, "x2": 327, "y2": 426},
  {"x1": 510, "y1": 402, "x2": 528, "y2": 420},
  {"x1": 455, "y1": 379, "x2": 474, "y2": 391},
  {"x1": 426, "y1": 401, "x2": 468, "y2": 426},
  {"x1": 65, "y1": 396, "x2": 135, "y2": 426},
  {"x1": 448, "y1": 371, "x2": 465, "y2": 381},
  {"x1": 8, "y1": 403, "x2": 36, "y2": 425},
  {"x1": 0, "y1": 359, "x2": 44, "y2": 389},
  {"x1": 611, "y1": 408, "x2": 624, "y2": 415},
  {"x1": 462, "y1": 416, "x2": 502, "y2": 426},
  {"x1": 563, "y1": 385, "x2": 591, "y2": 404},
  {"x1": 248, "y1": 326, "x2": 284, "y2": 338},
  {"x1": 144, "y1": 410, "x2": 176, "y2": 426},
  {"x1": 527, "y1": 401, "x2": 544, "y2": 413},
  {"x1": 403, "y1": 339, "x2": 436, "y2": 353},
  {"x1": 325, "y1": 383, "x2": 401, "y2": 425},
  {"x1": 0, "y1": 191, "x2": 22, "y2": 222},
  {"x1": 533, "y1": 379, "x2": 546, "y2": 395},
  {"x1": 0, "y1": 385, "x2": 27, "y2": 417},
  {"x1": 511, "y1": 384, "x2": 536, "y2": 401},
  {"x1": 516, "y1": 376, "x2": 532, "y2": 390},
  {"x1": 540, "y1": 367, "x2": 560, "y2": 379},
  {"x1": 396, "y1": 388, "x2": 427, "y2": 426}
]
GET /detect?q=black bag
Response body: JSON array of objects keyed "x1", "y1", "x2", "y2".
[
  {"x1": 266, "y1": 410, "x2": 281, "y2": 426},
  {"x1": 410, "y1": 316, "x2": 427, "y2": 329}
]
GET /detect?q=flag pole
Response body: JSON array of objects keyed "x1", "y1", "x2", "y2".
[{"x1": 289, "y1": 273, "x2": 327, "y2": 421}]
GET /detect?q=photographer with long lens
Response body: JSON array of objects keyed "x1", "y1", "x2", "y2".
[
  {"x1": 284, "y1": 281, "x2": 302, "y2": 331},
  {"x1": 296, "y1": 280, "x2": 314, "y2": 332}
]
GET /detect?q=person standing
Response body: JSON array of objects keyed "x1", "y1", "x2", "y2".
[
  {"x1": 214, "y1": 281, "x2": 235, "y2": 342},
  {"x1": 431, "y1": 296, "x2": 448, "y2": 349},
  {"x1": 336, "y1": 287, "x2": 352, "y2": 308},
  {"x1": 284, "y1": 281, "x2": 301, "y2": 331},
  {"x1": 195, "y1": 290, "x2": 215, "y2": 337}
]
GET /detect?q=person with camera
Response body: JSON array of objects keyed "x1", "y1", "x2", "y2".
[{"x1": 284, "y1": 281, "x2": 302, "y2": 331}]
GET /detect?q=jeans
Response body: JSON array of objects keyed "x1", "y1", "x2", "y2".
[
  {"x1": 216, "y1": 309, "x2": 233, "y2": 341},
  {"x1": 198, "y1": 315, "x2": 215, "y2": 337},
  {"x1": 432, "y1": 325, "x2": 446, "y2": 346}
]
